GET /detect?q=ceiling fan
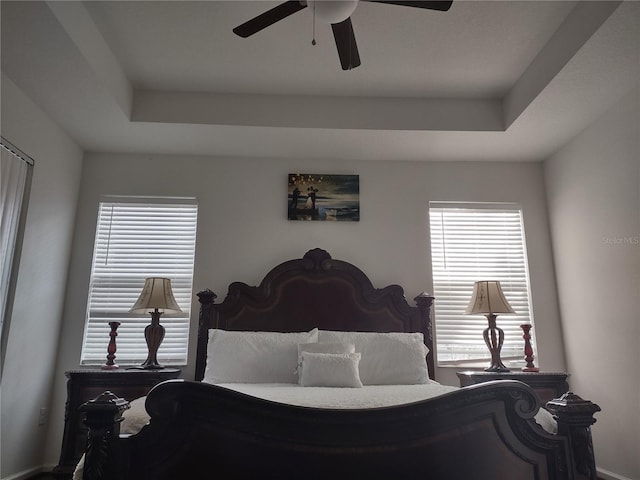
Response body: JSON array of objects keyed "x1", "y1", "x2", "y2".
[{"x1": 233, "y1": 0, "x2": 453, "y2": 71}]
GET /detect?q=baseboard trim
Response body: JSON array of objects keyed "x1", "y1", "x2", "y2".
[
  {"x1": 1, "y1": 465, "x2": 43, "y2": 480},
  {"x1": 597, "y1": 467, "x2": 634, "y2": 480}
]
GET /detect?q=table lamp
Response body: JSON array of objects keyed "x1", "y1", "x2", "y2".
[
  {"x1": 129, "y1": 277, "x2": 182, "y2": 369},
  {"x1": 465, "y1": 280, "x2": 515, "y2": 372}
]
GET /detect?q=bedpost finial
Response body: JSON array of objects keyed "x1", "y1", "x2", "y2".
[
  {"x1": 197, "y1": 289, "x2": 217, "y2": 304},
  {"x1": 546, "y1": 392, "x2": 601, "y2": 425},
  {"x1": 414, "y1": 292, "x2": 434, "y2": 307}
]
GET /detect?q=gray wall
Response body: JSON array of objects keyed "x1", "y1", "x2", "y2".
[
  {"x1": 0, "y1": 75, "x2": 83, "y2": 478},
  {"x1": 44, "y1": 152, "x2": 565, "y2": 464},
  {"x1": 544, "y1": 86, "x2": 640, "y2": 480}
]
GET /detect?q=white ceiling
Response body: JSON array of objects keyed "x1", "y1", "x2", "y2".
[{"x1": 1, "y1": 0, "x2": 639, "y2": 162}]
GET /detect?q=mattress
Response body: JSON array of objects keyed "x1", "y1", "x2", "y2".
[{"x1": 217, "y1": 382, "x2": 459, "y2": 409}]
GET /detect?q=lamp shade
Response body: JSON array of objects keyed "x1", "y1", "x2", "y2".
[
  {"x1": 129, "y1": 277, "x2": 182, "y2": 314},
  {"x1": 464, "y1": 280, "x2": 515, "y2": 315}
]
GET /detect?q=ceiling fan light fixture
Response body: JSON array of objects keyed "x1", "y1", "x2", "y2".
[
  {"x1": 234, "y1": 0, "x2": 453, "y2": 70},
  {"x1": 306, "y1": 0, "x2": 358, "y2": 24}
]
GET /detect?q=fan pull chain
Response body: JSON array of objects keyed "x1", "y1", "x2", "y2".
[{"x1": 311, "y1": 1, "x2": 316, "y2": 46}]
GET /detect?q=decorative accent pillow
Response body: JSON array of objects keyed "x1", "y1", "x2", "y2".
[
  {"x1": 204, "y1": 328, "x2": 319, "y2": 384},
  {"x1": 318, "y1": 330, "x2": 429, "y2": 385},
  {"x1": 296, "y1": 342, "x2": 356, "y2": 383},
  {"x1": 299, "y1": 352, "x2": 363, "y2": 388}
]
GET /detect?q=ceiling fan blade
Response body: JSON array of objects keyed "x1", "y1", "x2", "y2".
[
  {"x1": 331, "y1": 18, "x2": 361, "y2": 71},
  {"x1": 364, "y1": 1, "x2": 453, "y2": 12},
  {"x1": 233, "y1": 1, "x2": 307, "y2": 38}
]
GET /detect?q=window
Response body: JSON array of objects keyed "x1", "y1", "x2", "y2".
[
  {"x1": 429, "y1": 203, "x2": 534, "y2": 366},
  {"x1": 81, "y1": 198, "x2": 198, "y2": 365},
  {"x1": 1, "y1": 138, "x2": 33, "y2": 342}
]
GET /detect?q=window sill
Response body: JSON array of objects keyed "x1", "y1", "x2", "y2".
[
  {"x1": 438, "y1": 359, "x2": 527, "y2": 370},
  {"x1": 79, "y1": 363, "x2": 187, "y2": 369}
]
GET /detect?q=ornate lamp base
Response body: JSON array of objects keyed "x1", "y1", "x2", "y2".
[
  {"x1": 483, "y1": 314, "x2": 510, "y2": 372},
  {"x1": 140, "y1": 309, "x2": 165, "y2": 370}
]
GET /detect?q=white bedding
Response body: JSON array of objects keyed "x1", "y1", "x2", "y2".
[
  {"x1": 208, "y1": 382, "x2": 556, "y2": 432},
  {"x1": 217, "y1": 382, "x2": 459, "y2": 409}
]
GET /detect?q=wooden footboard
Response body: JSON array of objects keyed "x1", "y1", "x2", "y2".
[{"x1": 80, "y1": 380, "x2": 600, "y2": 480}]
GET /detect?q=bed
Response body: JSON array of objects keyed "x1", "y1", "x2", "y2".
[{"x1": 79, "y1": 248, "x2": 601, "y2": 480}]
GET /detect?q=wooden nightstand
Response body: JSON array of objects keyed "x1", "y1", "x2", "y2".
[
  {"x1": 52, "y1": 368, "x2": 181, "y2": 479},
  {"x1": 457, "y1": 371, "x2": 570, "y2": 405}
]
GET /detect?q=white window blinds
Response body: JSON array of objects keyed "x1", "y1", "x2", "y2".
[
  {"x1": 429, "y1": 203, "x2": 534, "y2": 365},
  {"x1": 81, "y1": 198, "x2": 198, "y2": 365},
  {"x1": 1, "y1": 139, "x2": 33, "y2": 341}
]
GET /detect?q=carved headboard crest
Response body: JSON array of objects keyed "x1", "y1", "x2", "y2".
[{"x1": 301, "y1": 247, "x2": 333, "y2": 270}]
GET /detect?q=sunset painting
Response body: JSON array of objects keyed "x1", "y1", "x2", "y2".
[{"x1": 287, "y1": 174, "x2": 359, "y2": 221}]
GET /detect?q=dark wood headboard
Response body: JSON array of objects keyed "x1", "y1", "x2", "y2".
[{"x1": 195, "y1": 248, "x2": 434, "y2": 381}]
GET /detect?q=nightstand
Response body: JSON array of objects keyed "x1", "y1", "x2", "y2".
[
  {"x1": 52, "y1": 368, "x2": 181, "y2": 479},
  {"x1": 456, "y1": 371, "x2": 570, "y2": 405}
]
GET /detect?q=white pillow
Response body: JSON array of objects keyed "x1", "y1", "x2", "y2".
[
  {"x1": 121, "y1": 396, "x2": 150, "y2": 434},
  {"x1": 299, "y1": 352, "x2": 363, "y2": 388},
  {"x1": 318, "y1": 330, "x2": 429, "y2": 385},
  {"x1": 296, "y1": 342, "x2": 356, "y2": 383},
  {"x1": 204, "y1": 328, "x2": 319, "y2": 384}
]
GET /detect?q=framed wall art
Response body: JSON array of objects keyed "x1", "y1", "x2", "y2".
[{"x1": 288, "y1": 174, "x2": 359, "y2": 221}]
